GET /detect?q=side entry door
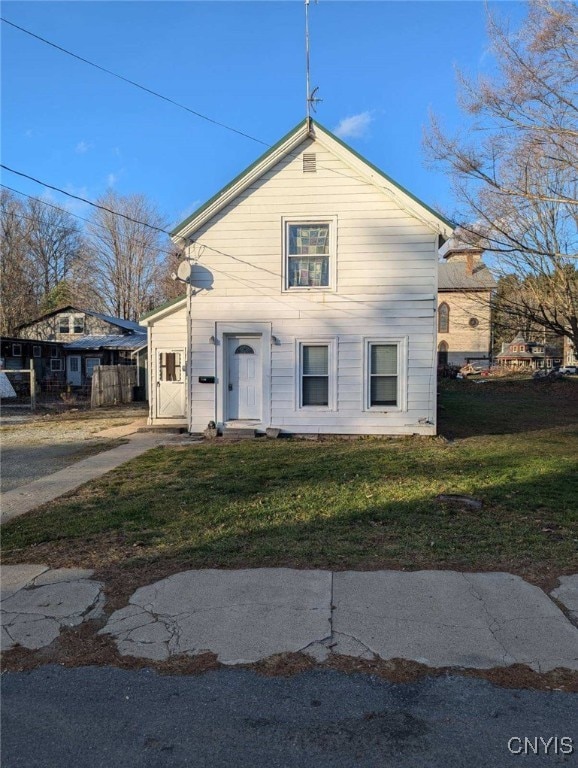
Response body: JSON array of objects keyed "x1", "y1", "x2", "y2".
[{"x1": 156, "y1": 349, "x2": 185, "y2": 418}]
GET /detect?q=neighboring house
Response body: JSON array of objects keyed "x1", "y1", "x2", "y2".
[
  {"x1": 0, "y1": 337, "x2": 66, "y2": 393},
  {"x1": 142, "y1": 118, "x2": 454, "y2": 435},
  {"x1": 496, "y1": 333, "x2": 563, "y2": 370},
  {"x1": 437, "y1": 236, "x2": 496, "y2": 368},
  {"x1": 17, "y1": 306, "x2": 147, "y2": 390}
]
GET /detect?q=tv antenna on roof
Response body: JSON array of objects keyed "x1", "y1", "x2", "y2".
[{"x1": 305, "y1": 0, "x2": 322, "y2": 119}]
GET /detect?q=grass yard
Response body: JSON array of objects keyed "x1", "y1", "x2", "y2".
[{"x1": 2, "y1": 377, "x2": 577, "y2": 585}]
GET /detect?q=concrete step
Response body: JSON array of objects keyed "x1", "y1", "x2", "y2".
[
  {"x1": 221, "y1": 427, "x2": 257, "y2": 439},
  {"x1": 137, "y1": 426, "x2": 188, "y2": 434}
]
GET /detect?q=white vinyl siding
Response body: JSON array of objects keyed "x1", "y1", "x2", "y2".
[{"x1": 148, "y1": 134, "x2": 439, "y2": 435}]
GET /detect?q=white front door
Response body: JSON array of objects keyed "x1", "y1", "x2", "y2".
[
  {"x1": 156, "y1": 348, "x2": 186, "y2": 418},
  {"x1": 66, "y1": 355, "x2": 82, "y2": 386},
  {"x1": 227, "y1": 336, "x2": 261, "y2": 420}
]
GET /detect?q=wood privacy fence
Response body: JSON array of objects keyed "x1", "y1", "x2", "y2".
[{"x1": 91, "y1": 365, "x2": 137, "y2": 408}]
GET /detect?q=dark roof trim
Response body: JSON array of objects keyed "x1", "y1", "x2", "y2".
[{"x1": 140, "y1": 294, "x2": 187, "y2": 322}]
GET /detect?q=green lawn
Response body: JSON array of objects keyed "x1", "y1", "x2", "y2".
[{"x1": 2, "y1": 377, "x2": 577, "y2": 582}]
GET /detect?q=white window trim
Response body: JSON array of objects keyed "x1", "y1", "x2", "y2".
[
  {"x1": 72, "y1": 315, "x2": 85, "y2": 334},
  {"x1": 363, "y1": 337, "x2": 408, "y2": 413},
  {"x1": 58, "y1": 315, "x2": 71, "y2": 333},
  {"x1": 295, "y1": 337, "x2": 338, "y2": 411},
  {"x1": 281, "y1": 215, "x2": 337, "y2": 292},
  {"x1": 50, "y1": 358, "x2": 63, "y2": 372}
]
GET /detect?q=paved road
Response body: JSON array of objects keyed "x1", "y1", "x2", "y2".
[{"x1": 2, "y1": 666, "x2": 576, "y2": 767}]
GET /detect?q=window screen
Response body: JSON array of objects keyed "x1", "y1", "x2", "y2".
[
  {"x1": 302, "y1": 345, "x2": 329, "y2": 406},
  {"x1": 370, "y1": 344, "x2": 398, "y2": 407},
  {"x1": 288, "y1": 224, "x2": 329, "y2": 288}
]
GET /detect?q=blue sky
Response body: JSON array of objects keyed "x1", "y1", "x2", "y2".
[{"x1": 2, "y1": 1, "x2": 527, "y2": 232}]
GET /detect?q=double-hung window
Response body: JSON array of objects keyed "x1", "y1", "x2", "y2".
[
  {"x1": 284, "y1": 220, "x2": 334, "y2": 289},
  {"x1": 298, "y1": 341, "x2": 336, "y2": 409},
  {"x1": 365, "y1": 339, "x2": 407, "y2": 411},
  {"x1": 301, "y1": 344, "x2": 329, "y2": 406},
  {"x1": 58, "y1": 316, "x2": 70, "y2": 334},
  {"x1": 73, "y1": 316, "x2": 84, "y2": 334}
]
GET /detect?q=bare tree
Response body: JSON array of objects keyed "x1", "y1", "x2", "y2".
[
  {"x1": 425, "y1": 0, "x2": 578, "y2": 350},
  {"x1": 86, "y1": 192, "x2": 170, "y2": 321},
  {"x1": 0, "y1": 190, "x2": 38, "y2": 334},
  {"x1": 26, "y1": 197, "x2": 84, "y2": 297}
]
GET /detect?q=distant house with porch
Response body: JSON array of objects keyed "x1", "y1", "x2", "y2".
[
  {"x1": 496, "y1": 332, "x2": 563, "y2": 370},
  {"x1": 16, "y1": 306, "x2": 147, "y2": 392}
]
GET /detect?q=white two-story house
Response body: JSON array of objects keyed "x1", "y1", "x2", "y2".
[{"x1": 142, "y1": 119, "x2": 454, "y2": 436}]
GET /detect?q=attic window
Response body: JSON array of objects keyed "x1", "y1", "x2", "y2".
[{"x1": 303, "y1": 153, "x2": 316, "y2": 173}]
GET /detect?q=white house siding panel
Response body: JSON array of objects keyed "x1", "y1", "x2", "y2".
[{"x1": 155, "y1": 136, "x2": 440, "y2": 435}]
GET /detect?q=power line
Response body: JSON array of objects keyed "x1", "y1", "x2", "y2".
[
  {"x1": 1, "y1": 184, "x2": 180, "y2": 260},
  {"x1": 1, "y1": 165, "x2": 171, "y2": 235},
  {"x1": 1, "y1": 17, "x2": 269, "y2": 147},
  {"x1": 1, "y1": 187, "x2": 183, "y2": 265}
]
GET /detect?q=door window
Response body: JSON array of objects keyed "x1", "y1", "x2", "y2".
[{"x1": 159, "y1": 352, "x2": 182, "y2": 381}]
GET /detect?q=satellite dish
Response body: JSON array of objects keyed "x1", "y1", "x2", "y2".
[
  {"x1": 190, "y1": 264, "x2": 214, "y2": 290},
  {"x1": 176, "y1": 260, "x2": 191, "y2": 282}
]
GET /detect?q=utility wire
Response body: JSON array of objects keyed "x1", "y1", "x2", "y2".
[
  {"x1": 0, "y1": 19, "x2": 384, "y2": 188},
  {"x1": 1, "y1": 17, "x2": 269, "y2": 147},
  {"x1": 1, "y1": 170, "x2": 436, "y2": 314},
  {"x1": 1, "y1": 184, "x2": 180, "y2": 261},
  {"x1": 1, "y1": 165, "x2": 171, "y2": 235}
]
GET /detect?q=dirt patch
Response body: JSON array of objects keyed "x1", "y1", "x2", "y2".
[{"x1": 0, "y1": 405, "x2": 146, "y2": 492}]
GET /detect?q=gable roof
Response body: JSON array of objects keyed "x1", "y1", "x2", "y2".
[
  {"x1": 171, "y1": 118, "x2": 454, "y2": 241},
  {"x1": 17, "y1": 306, "x2": 146, "y2": 334},
  {"x1": 438, "y1": 262, "x2": 496, "y2": 291}
]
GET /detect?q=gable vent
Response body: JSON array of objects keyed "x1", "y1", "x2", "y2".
[{"x1": 302, "y1": 153, "x2": 317, "y2": 173}]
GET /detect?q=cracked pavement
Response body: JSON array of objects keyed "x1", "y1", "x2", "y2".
[
  {"x1": 2, "y1": 565, "x2": 577, "y2": 671},
  {"x1": 1, "y1": 565, "x2": 104, "y2": 651},
  {"x1": 98, "y1": 568, "x2": 578, "y2": 672}
]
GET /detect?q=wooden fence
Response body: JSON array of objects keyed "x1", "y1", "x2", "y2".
[{"x1": 91, "y1": 365, "x2": 137, "y2": 408}]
